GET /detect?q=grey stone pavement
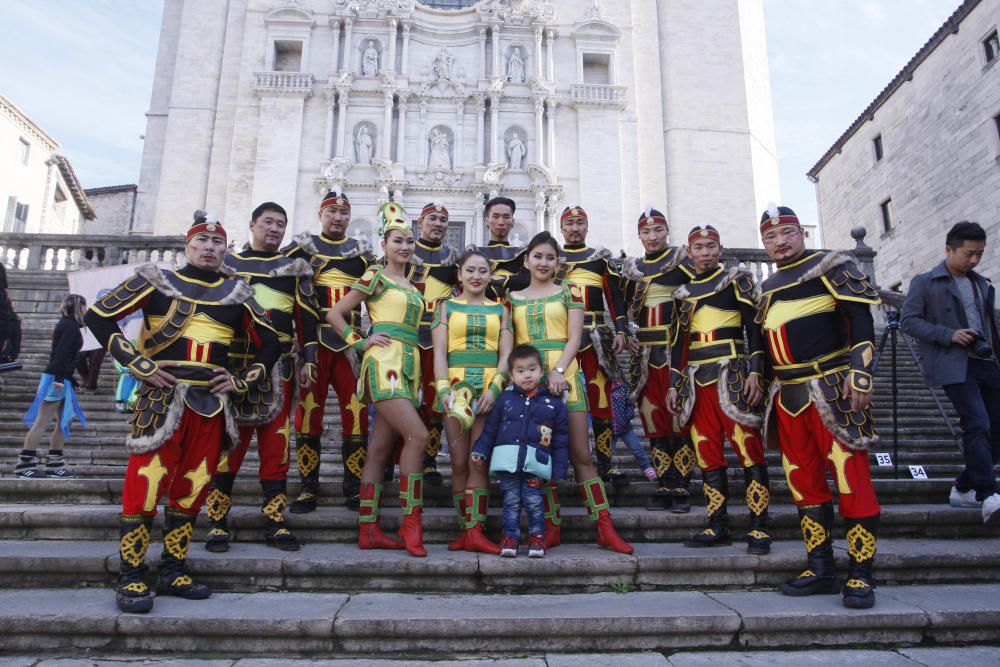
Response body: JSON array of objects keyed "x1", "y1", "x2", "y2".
[{"x1": 1, "y1": 648, "x2": 999, "y2": 666}]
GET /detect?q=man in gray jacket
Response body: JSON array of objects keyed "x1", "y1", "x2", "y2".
[{"x1": 901, "y1": 221, "x2": 1000, "y2": 525}]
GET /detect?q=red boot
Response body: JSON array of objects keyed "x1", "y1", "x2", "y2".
[
  {"x1": 543, "y1": 484, "x2": 562, "y2": 549},
  {"x1": 357, "y1": 483, "x2": 404, "y2": 550},
  {"x1": 581, "y1": 477, "x2": 633, "y2": 555},
  {"x1": 463, "y1": 488, "x2": 501, "y2": 555},
  {"x1": 398, "y1": 473, "x2": 427, "y2": 557},
  {"x1": 448, "y1": 491, "x2": 467, "y2": 551}
]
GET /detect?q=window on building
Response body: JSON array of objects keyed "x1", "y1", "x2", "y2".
[
  {"x1": 4, "y1": 198, "x2": 29, "y2": 234},
  {"x1": 873, "y1": 134, "x2": 884, "y2": 161},
  {"x1": 273, "y1": 40, "x2": 303, "y2": 72},
  {"x1": 984, "y1": 29, "x2": 999, "y2": 64},
  {"x1": 581, "y1": 53, "x2": 612, "y2": 85},
  {"x1": 880, "y1": 198, "x2": 894, "y2": 233},
  {"x1": 17, "y1": 138, "x2": 29, "y2": 165}
]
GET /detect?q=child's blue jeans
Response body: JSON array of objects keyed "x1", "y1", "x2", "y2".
[
  {"x1": 497, "y1": 471, "x2": 546, "y2": 538},
  {"x1": 616, "y1": 426, "x2": 652, "y2": 469}
]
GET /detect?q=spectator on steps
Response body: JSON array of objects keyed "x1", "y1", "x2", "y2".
[
  {"x1": 15, "y1": 294, "x2": 89, "y2": 479},
  {"x1": 0, "y1": 263, "x2": 22, "y2": 364},
  {"x1": 76, "y1": 347, "x2": 106, "y2": 392},
  {"x1": 901, "y1": 221, "x2": 1000, "y2": 527}
]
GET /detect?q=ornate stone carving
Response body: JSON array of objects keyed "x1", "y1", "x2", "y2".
[
  {"x1": 483, "y1": 161, "x2": 507, "y2": 185},
  {"x1": 428, "y1": 127, "x2": 453, "y2": 170},
  {"x1": 476, "y1": 0, "x2": 556, "y2": 26},
  {"x1": 506, "y1": 46, "x2": 525, "y2": 83},
  {"x1": 504, "y1": 127, "x2": 527, "y2": 170},
  {"x1": 432, "y1": 48, "x2": 455, "y2": 81},
  {"x1": 333, "y1": 0, "x2": 414, "y2": 20},
  {"x1": 354, "y1": 124, "x2": 375, "y2": 165},
  {"x1": 362, "y1": 40, "x2": 380, "y2": 76}
]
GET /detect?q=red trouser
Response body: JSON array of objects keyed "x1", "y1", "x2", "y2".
[
  {"x1": 578, "y1": 346, "x2": 612, "y2": 421},
  {"x1": 229, "y1": 373, "x2": 293, "y2": 481},
  {"x1": 691, "y1": 382, "x2": 765, "y2": 471},
  {"x1": 295, "y1": 345, "x2": 367, "y2": 438},
  {"x1": 121, "y1": 408, "x2": 225, "y2": 516},
  {"x1": 775, "y1": 399, "x2": 881, "y2": 518},
  {"x1": 637, "y1": 364, "x2": 683, "y2": 438},
  {"x1": 419, "y1": 347, "x2": 440, "y2": 421}
]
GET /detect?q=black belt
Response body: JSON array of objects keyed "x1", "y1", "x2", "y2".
[
  {"x1": 637, "y1": 329, "x2": 669, "y2": 345},
  {"x1": 687, "y1": 341, "x2": 737, "y2": 363},
  {"x1": 584, "y1": 312, "x2": 606, "y2": 327},
  {"x1": 773, "y1": 354, "x2": 850, "y2": 382}
]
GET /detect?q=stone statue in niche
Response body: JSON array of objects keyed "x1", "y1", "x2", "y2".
[
  {"x1": 507, "y1": 135, "x2": 525, "y2": 170},
  {"x1": 432, "y1": 49, "x2": 454, "y2": 81},
  {"x1": 356, "y1": 126, "x2": 374, "y2": 165},
  {"x1": 507, "y1": 46, "x2": 525, "y2": 83},
  {"x1": 362, "y1": 40, "x2": 379, "y2": 76},
  {"x1": 428, "y1": 129, "x2": 452, "y2": 170}
]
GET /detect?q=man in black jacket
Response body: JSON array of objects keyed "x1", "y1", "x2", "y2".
[{"x1": 901, "y1": 221, "x2": 1000, "y2": 526}]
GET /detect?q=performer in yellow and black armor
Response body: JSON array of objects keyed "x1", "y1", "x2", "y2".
[
  {"x1": 620, "y1": 208, "x2": 696, "y2": 512},
  {"x1": 84, "y1": 213, "x2": 281, "y2": 614},
  {"x1": 474, "y1": 196, "x2": 528, "y2": 299},
  {"x1": 284, "y1": 191, "x2": 374, "y2": 513},
  {"x1": 330, "y1": 201, "x2": 431, "y2": 557},
  {"x1": 664, "y1": 225, "x2": 771, "y2": 555},
  {"x1": 408, "y1": 202, "x2": 458, "y2": 485},
  {"x1": 557, "y1": 205, "x2": 631, "y2": 487},
  {"x1": 757, "y1": 204, "x2": 881, "y2": 609},
  {"x1": 203, "y1": 202, "x2": 320, "y2": 554}
]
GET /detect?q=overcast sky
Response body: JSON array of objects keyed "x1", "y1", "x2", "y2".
[{"x1": 0, "y1": 0, "x2": 959, "y2": 239}]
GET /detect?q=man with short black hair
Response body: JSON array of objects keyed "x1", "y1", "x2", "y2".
[{"x1": 901, "y1": 221, "x2": 1000, "y2": 526}]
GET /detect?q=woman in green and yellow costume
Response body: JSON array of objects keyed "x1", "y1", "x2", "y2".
[
  {"x1": 432, "y1": 249, "x2": 512, "y2": 555},
  {"x1": 328, "y1": 202, "x2": 429, "y2": 557},
  {"x1": 476, "y1": 231, "x2": 633, "y2": 554}
]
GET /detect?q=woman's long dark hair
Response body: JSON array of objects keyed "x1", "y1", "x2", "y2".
[
  {"x1": 525, "y1": 231, "x2": 560, "y2": 256},
  {"x1": 60, "y1": 294, "x2": 87, "y2": 325}
]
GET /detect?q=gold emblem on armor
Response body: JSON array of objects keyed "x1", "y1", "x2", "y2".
[
  {"x1": 747, "y1": 530, "x2": 770, "y2": 540},
  {"x1": 262, "y1": 494, "x2": 288, "y2": 522},
  {"x1": 845, "y1": 578, "x2": 870, "y2": 589},
  {"x1": 652, "y1": 448, "x2": 671, "y2": 476},
  {"x1": 845, "y1": 523, "x2": 877, "y2": 562},
  {"x1": 596, "y1": 428, "x2": 612, "y2": 457},
  {"x1": 336, "y1": 198, "x2": 344, "y2": 206},
  {"x1": 298, "y1": 444, "x2": 320, "y2": 477},
  {"x1": 205, "y1": 488, "x2": 232, "y2": 522},
  {"x1": 245, "y1": 366, "x2": 262, "y2": 383},
  {"x1": 674, "y1": 443, "x2": 695, "y2": 476},
  {"x1": 119, "y1": 524, "x2": 151, "y2": 567},
  {"x1": 163, "y1": 522, "x2": 194, "y2": 560},
  {"x1": 571, "y1": 208, "x2": 580, "y2": 216},
  {"x1": 800, "y1": 514, "x2": 828, "y2": 553},
  {"x1": 122, "y1": 582, "x2": 148, "y2": 593},
  {"x1": 700, "y1": 230, "x2": 709, "y2": 237},
  {"x1": 170, "y1": 575, "x2": 194, "y2": 587},
  {"x1": 704, "y1": 484, "x2": 725, "y2": 516},
  {"x1": 746, "y1": 480, "x2": 770, "y2": 516},
  {"x1": 346, "y1": 447, "x2": 366, "y2": 476}
]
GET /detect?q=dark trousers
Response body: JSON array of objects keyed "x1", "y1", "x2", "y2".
[
  {"x1": 943, "y1": 358, "x2": 1000, "y2": 500},
  {"x1": 76, "y1": 349, "x2": 106, "y2": 390}
]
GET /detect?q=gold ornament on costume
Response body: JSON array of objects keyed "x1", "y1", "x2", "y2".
[
  {"x1": 674, "y1": 442, "x2": 695, "y2": 476},
  {"x1": 800, "y1": 513, "x2": 828, "y2": 553},
  {"x1": 846, "y1": 523, "x2": 877, "y2": 562},
  {"x1": 262, "y1": 494, "x2": 288, "y2": 523},
  {"x1": 704, "y1": 484, "x2": 725, "y2": 516},
  {"x1": 378, "y1": 201, "x2": 411, "y2": 237},
  {"x1": 206, "y1": 488, "x2": 232, "y2": 522},
  {"x1": 746, "y1": 479, "x2": 770, "y2": 516},
  {"x1": 163, "y1": 522, "x2": 194, "y2": 560},
  {"x1": 298, "y1": 443, "x2": 320, "y2": 477},
  {"x1": 119, "y1": 523, "x2": 151, "y2": 568}
]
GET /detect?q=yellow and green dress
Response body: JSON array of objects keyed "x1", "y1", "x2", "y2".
[
  {"x1": 351, "y1": 265, "x2": 425, "y2": 406},
  {"x1": 506, "y1": 282, "x2": 588, "y2": 412},
  {"x1": 433, "y1": 297, "x2": 508, "y2": 427}
]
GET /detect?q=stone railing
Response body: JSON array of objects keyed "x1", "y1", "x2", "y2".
[
  {"x1": 570, "y1": 83, "x2": 628, "y2": 108},
  {"x1": 254, "y1": 71, "x2": 314, "y2": 97},
  {"x1": 0, "y1": 233, "x2": 186, "y2": 271}
]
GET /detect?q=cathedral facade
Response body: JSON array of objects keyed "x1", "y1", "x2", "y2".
[{"x1": 136, "y1": 0, "x2": 779, "y2": 252}]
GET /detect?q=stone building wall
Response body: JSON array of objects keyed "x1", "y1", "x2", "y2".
[{"x1": 83, "y1": 185, "x2": 137, "y2": 237}]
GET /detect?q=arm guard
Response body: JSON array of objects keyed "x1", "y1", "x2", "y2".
[
  {"x1": 84, "y1": 271, "x2": 159, "y2": 377},
  {"x1": 735, "y1": 276, "x2": 766, "y2": 376},
  {"x1": 602, "y1": 257, "x2": 630, "y2": 335}
]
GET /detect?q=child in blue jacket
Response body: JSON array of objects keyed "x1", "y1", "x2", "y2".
[{"x1": 472, "y1": 344, "x2": 569, "y2": 558}]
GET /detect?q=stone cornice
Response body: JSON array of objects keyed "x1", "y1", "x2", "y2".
[{"x1": 0, "y1": 92, "x2": 58, "y2": 152}]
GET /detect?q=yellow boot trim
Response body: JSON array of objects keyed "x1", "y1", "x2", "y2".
[
  {"x1": 800, "y1": 514, "x2": 828, "y2": 553},
  {"x1": 262, "y1": 493, "x2": 288, "y2": 523},
  {"x1": 205, "y1": 488, "x2": 232, "y2": 523},
  {"x1": 163, "y1": 522, "x2": 194, "y2": 561},
  {"x1": 119, "y1": 523, "x2": 151, "y2": 568},
  {"x1": 297, "y1": 444, "x2": 319, "y2": 477},
  {"x1": 846, "y1": 523, "x2": 877, "y2": 562},
  {"x1": 673, "y1": 443, "x2": 695, "y2": 477},
  {"x1": 746, "y1": 479, "x2": 770, "y2": 516}
]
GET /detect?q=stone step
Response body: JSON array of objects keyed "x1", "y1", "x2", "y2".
[
  {"x1": 1, "y1": 503, "x2": 996, "y2": 543},
  {"x1": 0, "y1": 584, "x2": 998, "y2": 655},
  {"x1": 1, "y1": 536, "x2": 998, "y2": 595}
]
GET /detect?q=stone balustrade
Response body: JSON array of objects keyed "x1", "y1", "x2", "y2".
[
  {"x1": 570, "y1": 83, "x2": 628, "y2": 107},
  {"x1": 254, "y1": 71, "x2": 314, "y2": 96},
  {"x1": 0, "y1": 233, "x2": 186, "y2": 271}
]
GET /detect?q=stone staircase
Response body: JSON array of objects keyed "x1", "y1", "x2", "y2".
[{"x1": 1, "y1": 265, "x2": 999, "y2": 660}]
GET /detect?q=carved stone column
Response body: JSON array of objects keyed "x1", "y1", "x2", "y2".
[
  {"x1": 324, "y1": 93, "x2": 336, "y2": 159},
  {"x1": 534, "y1": 188, "x2": 547, "y2": 232},
  {"x1": 546, "y1": 96, "x2": 558, "y2": 169},
  {"x1": 336, "y1": 88, "x2": 350, "y2": 158},
  {"x1": 381, "y1": 89, "x2": 394, "y2": 159},
  {"x1": 342, "y1": 18, "x2": 354, "y2": 73},
  {"x1": 533, "y1": 97, "x2": 545, "y2": 167},
  {"x1": 330, "y1": 17, "x2": 342, "y2": 72},
  {"x1": 534, "y1": 26, "x2": 543, "y2": 79},
  {"x1": 401, "y1": 23, "x2": 411, "y2": 75},
  {"x1": 387, "y1": 19, "x2": 398, "y2": 73},
  {"x1": 475, "y1": 94, "x2": 486, "y2": 165},
  {"x1": 455, "y1": 100, "x2": 465, "y2": 169},
  {"x1": 546, "y1": 28, "x2": 555, "y2": 81},
  {"x1": 419, "y1": 99, "x2": 428, "y2": 166},
  {"x1": 489, "y1": 92, "x2": 501, "y2": 163},
  {"x1": 490, "y1": 23, "x2": 501, "y2": 77},
  {"x1": 479, "y1": 28, "x2": 488, "y2": 80},
  {"x1": 396, "y1": 92, "x2": 409, "y2": 163}
]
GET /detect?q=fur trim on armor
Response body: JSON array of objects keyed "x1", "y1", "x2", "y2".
[
  {"x1": 807, "y1": 379, "x2": 880, "y2": 451},
  {"x1": 799, "y1": 251, "x2": 852, "y2": 284},
  {"x1": 221, "y1": 394, "x2": 240, "y2": 447},
  {"x1": 218, "y1": 280, "x2": 255, "y2": 306},
  {"x1": 761, "y1": 380, "x2": 782, "y2": 450},
  {"x1": 630, "y1": 346, "x2": 651, "y2": 402},
  {"x1": 674, "y1": 283, "x2": 690, "y2": 301},
  {"x1": 218, "y1": 264, "x2": 236, "y2": 278},
  {"x1": 342, "y1": 237, "x2": 373, "y2": 259},
  {"x1": 675, "y1": 365, "x2": 696, "y2": 428},
  {"x1": 125, "y1": 384, "x2": 189, "y2": 455},
  {"x1": 593, "y1": 246, "x2": 613, "y2": 261},
  {"x1": 345, "y1": 345, "x2": 361, "y2": 379},
  {"x1": 269, "y1": 257, "x2": 314, "y2": 279},
  {"x1": 621, "y1": 257, "x2": 643, "y2": 282},
  {"x1": 717, "y1": 361, "x2": 763, "y2": 429},
  {"x1": 136, "y1": 264, "x2": 182, "y2": 299},
  {"x1": 408, "y1": 254, "x2": 425, "y2": 268},
  {"x1": 293, "y1": 232, "x2": 318, "y2": 257}
]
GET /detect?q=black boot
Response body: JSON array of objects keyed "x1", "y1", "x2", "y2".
[
  {"x1": 261, "y1": 479, "x2": 300, "y2": 551},
  {"x1": 290, "y1": 435, "x2": 320, "y2": 513},
  {"x1": 342, "y1": 434, "x2": 367, "y2": 512},
  {"x1": 116, "y1": 514, "x2": 154, "y2": 613},
  {"x1": 668, "y1": 436, "x2": 694, "y2": 514},
  {"x1": 683, "y1": 467, "x2": 731, "y2": 547},
  {"x1": 842, "y1": 514, "x2": 878, "y2": 609},
  {"x1": 157, "y1": 508, "x2": 212, "y2": 600},
  {"x1": 779, "y1": 502, "x2": 839, "y2": 596},
  {"x1": 423, "y1": 419, "x2": 444, "y2": 485},
  {"x1": 204, "y1": 472, "x2": 234, "y2": 553},
  {"x1": 744, "y1": 463, "x2": 772, "y2": 555},
  {"x1": 594, "y1": 419, "x2": 628, "y2": 488},
  {"x1": 646, "y1": 437, "x2": 673, "y2": 511}
]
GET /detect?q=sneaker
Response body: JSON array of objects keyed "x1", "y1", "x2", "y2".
[
  {"x1": 499, "y1": 535, "x2": 519, "y2": 558},
  {"x1": 14, "y1": 467, "x2": 45, "y2": 479},
  {"x1": 527, "y1": 533, "x2": 546, "y2": 558},
  {"x1": 949, "y1": 486, "x2": 982, "y2": 508},
  {"x1": 45, "y1": 467, "x2": 76, "y2": 479},
  {"x1": 643, "y1": 467, "x2": 657, "y2": 482},
  {"x1": 983, "y1": 493, "x2": 1000, "y2": 526}
]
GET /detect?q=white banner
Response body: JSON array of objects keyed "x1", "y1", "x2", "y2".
[{"x1": 68, "y1": 263, "x2": 171, "y2": 351}]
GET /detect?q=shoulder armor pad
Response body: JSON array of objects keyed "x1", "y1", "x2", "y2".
[
  {"x1": 621, "y1": 257, "x2": 643, "y2": 282},
  {"x1": 408, "y1": 254, "x2": 425, "y2": 269},
  {"x1": 270, "y1": 257, "x2": 314, "y2": 279},
  {"x1": 219, "y1": 279, "x2": 255, "y2": 306},
  {"x1": 136, "y1": 264, "x2": 182, "y2": 299},
  {"x1": 357, "y1": 264, "x2": 384, "y2": 289},
  {"x1": 673, "y1": 283, "x2": 690, "y2": 301},
  {"x1": 92, "y1": 270, "x2": 157, "y2": 316},
  {"x1": 593, "y1": 246, "x2": 613, "y2": 262},
  {"x1": 465, "y1": 243, "x2": 478, "y2": 253},
  {"x1": 292, "y1": 232, "x2": 318, "y2": 257},
  {"x1": 244, "y1": 295, "x2": 269, "y2": 320}
]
